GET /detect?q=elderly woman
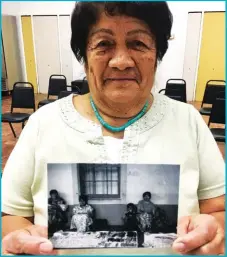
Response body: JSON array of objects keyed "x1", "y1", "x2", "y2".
[
  {"x1": 70, "y1": 195, "x2": 94, "y2": 232},
  {"x1": 137, "y1": 192, "x2": 156, "y2": 232},
  {"x1": 2, "y1": 1, "x2": 225, "y2": 255}
]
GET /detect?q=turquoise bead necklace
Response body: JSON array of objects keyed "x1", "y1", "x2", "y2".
[{"x1": 90, "y1": 96, "x2": 149, "y2": 132}]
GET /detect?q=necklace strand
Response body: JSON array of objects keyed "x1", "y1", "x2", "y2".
[{"x1": 90, "y1": 96, "x2": 149, "y2": 132}]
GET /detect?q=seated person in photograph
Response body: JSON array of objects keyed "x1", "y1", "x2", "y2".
[
  {"x1": 123, "y1": 203, "x2": 139, "y2": 231},
  {"x1": 152, "y1": 206, "x2": 173, "y2": 233},
  {"x1": 137, "y1": 192, "x2": 156, "y2": 232},
  {"x1": 70, "y1": 195, "x2": 94, "y2": 232},
  {"x1": 48, "y1": 190, "x2": 68, "y2": 234},
  {"x1": 2, "y1": 1, "x2": 225, "y2": 255}
]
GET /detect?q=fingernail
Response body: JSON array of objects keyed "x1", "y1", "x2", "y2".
[
  {"x1": 175, "y1": 242, "x2": 186, "y2": 252},
  {"x1": 39, "y1": 242, "x2": 53, "y2": 254}
]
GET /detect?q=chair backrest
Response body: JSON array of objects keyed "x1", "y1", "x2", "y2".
[
  {"x1": 71, "y1": 80, "x2": 83, "y2": 94},
  {"x1": 202, "y1": 80, "x2": 225, "y2": 106},
  {"x1": 165, "y1": 79, "x2": 187, "y2": 102},
  {"x1": 208, "y1": 96, "x2": 225, "y2": 126},
  {"x1": 215, "y1": 90, "x2": 225, "y2": 99},
  {"x1": 167, "y1": 93, "x2": 185, "y2": 102},
  {"x1": 11, "y1": 82, "x2": 35, "y2": 112},
  {"x1": 48, "y1": 75, "x2": 67, "y2": 98},
  {"x1": 58, "y1": 90, "x2": 72, "y2": 99},
  {"x1": 71, "y1": 77, "x2": 89, "y2": 95}
]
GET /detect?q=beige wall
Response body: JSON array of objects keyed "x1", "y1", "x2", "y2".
[{"x1": 2, "y1": 15, "x2": 23, "y2": 90}]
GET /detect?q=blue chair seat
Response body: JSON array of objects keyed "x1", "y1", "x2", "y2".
[
  {"x1": 210, "y1": 128, "x2": 225, "y2": 142},
  {"x1": 2, "y1": 113, "x2": 30, "y2": 123},
  {"x1": 38, "y1": 99, "x2": 56, "y2": 107},
  {"x1": 199, "y1": 107, "x2": 212, "y2": 116}
]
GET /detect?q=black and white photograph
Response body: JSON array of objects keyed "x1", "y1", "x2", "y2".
[{"x1": 48, "y1": 163, "x2": 180, "y2": 249}]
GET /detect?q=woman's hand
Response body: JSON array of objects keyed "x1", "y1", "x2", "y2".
[
  {"x1": 172, "y1": 214, "x2": 224, "y2": 255},
  {"x1": 2, "y1": 225, "x2": 57, "y2": 255}
]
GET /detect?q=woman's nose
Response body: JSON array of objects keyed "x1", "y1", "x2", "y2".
[{"x1": 108, "y1": 48, "x2": 135, "y2": 70}]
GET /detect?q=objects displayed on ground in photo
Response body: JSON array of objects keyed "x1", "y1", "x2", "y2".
[{"x1": 47, "y1": 163, "x2": 180, "y2": 249}]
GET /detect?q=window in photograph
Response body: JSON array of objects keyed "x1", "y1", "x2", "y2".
[{"x1": 78, "y1": 164, "x2": 121, "y2": 199}]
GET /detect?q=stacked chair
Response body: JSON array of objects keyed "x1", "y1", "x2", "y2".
[
  {"x1": 58, "y1": 78, "x2": 84, "y2": 99},
  {"x1": 58, "y1": 90, "x2": 73, "y2": 99},
  {"x1": 159, "y1": 79, "x2": 187, "y2": 102},
  {"x1": 71, "y1": 77, "x2": 89, "y2": 95},
  {"x1": 2, "y1": 82, "x2": 35, "y2": 138},
  {"x1": 208, "y1": 90, "x2": 225, "y2": 142},
  {"x1": 199, "y1": 80, "x2": 225, "y2": 116},
  {"x1": 38, "y1": 74, "x2": 67, "y2": 108}
]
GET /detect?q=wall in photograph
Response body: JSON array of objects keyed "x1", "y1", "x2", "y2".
[
  {"x1": 48, "y1": 164, "x2": 74, "y2": 205},
  {"x1": 126, "y1": 164, "x2": 179, "y2": 205}
]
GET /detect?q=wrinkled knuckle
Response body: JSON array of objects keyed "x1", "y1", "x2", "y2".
[
  {"x1": 217, "y1": 231, "x2": 225, "y2": 249},
  {"x1": 14, "y1": 241, "x2": 23, "y2": 254},
  {"x1": 202, "y1": 226, "x2": 210, "y2": 236},
  {"x1": 201, "y1": 226, "x2": 214, "y2": 241},
  {"x1": 219, "y1": 232, "x2": 225, "y2": 243},
  {"x1": 2, "y1": 231, "x2": 26, "y2": 254},
  {"x1": 14, "y1": 232, "x2": 25, "y2": 253},
  {"x1": 200, "y1": 245, "x2": 210, "y2": 255},
  {"x1": 2, "y1": 235, "x2": 9, "y2": 250}
]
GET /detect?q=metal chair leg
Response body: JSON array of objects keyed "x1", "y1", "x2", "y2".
[{"x1": 9, "y1": 123, "x2": 17, "y2": 138}]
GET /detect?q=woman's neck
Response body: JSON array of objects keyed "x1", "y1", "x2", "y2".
[
  {"x1": 91, "y1": 94, "x2": 153, "y2": 125},
  {"x1": 73, "y1": 93, "x2": 153, "y2": 139}
]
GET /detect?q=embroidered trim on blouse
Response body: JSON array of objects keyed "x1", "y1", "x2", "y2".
[
  {"x1": 58, "y1": 93, "x2": 168, "y2": 163},
  {"x1": 58, "y1": 93, "x2": 168, "y2": 137}
]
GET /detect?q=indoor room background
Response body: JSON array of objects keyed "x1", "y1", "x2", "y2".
[{"x1": 1, "y1": 1, "x2": 225, "y2": 170}]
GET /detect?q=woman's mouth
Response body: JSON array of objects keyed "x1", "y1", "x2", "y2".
[{"x1": 105, "y1": 78, "x2": 138, "y2": 83}]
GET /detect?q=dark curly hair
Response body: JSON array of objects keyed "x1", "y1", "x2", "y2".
[
  {"x1": 79, "y1": 195, "x2": 88, "y2": 204},
  {"x1": 71, "y1": 1, "x2": 173, "y2": 64},
  {"x1": 127, "y1": 203, "x2": 137, "y2": 212},
  {"x1": 50, "y1": 189, "x2": 58, "y2": 196},
  {"x1": 143, "y1": 191, "x2": 151, "y2": 199}
]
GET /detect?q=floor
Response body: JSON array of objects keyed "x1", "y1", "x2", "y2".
[{"x1": 1, "y1": 94, "x2": 225, "y2": 171}]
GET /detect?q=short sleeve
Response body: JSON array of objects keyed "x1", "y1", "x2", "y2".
[
  {"x1": 192, "y1": 106, "x2": 225, "y2": 200},
  {"x1": 2, "y1": 114, "x2": 39, "y2": 217}
]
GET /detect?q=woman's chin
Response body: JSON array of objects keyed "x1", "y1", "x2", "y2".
[{"x1": 106, "y1": 92, "x2": 139, "y2": 105}]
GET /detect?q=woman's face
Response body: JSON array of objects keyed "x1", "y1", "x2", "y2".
[
  {"x1": 79, "y1": 199, "x2": 86, "y2": 206},
  {"x1": 128, "y1": 206, "x2": 133, "y2": 213},
  {"x1": 85, "y1": 13, "x2": 156, "y2": 106},
  {"x1": 51, "y1": 193, "x2": 57, "y2": 200},
  {"x1": 143, "y1": 194, "x2": 151, "y2": 202}
]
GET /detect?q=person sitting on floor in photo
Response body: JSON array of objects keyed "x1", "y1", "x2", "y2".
[
  {"x1": 151, "y1": 206, "x2": 173, "y2": 233},
  {"x1": 123, "y1": 203, "x2": 139, "y2": 231},
  {"x1": 70, "y1": 195, "x2": 94, "y2": 232},
  {"x1": 48, "y1": 190, "x2": 68, "y2": 234},
  {"x1": 137, "y1": 191, "x2": 156, "y2": 232}
]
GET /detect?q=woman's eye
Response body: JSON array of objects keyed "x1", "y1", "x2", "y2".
[
  {"x1": 96, "y1": 40, "x2": 113, "y2": 49},
  {"x1": 129, "y1": 40, "x2": 149, "y2": 50}
]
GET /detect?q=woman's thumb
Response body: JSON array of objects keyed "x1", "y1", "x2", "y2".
[
  {"x1": 3, "y1": 232, "x2": 55, "y2": 255},
  {"x1": 20, "y1": 235, "x2": 54, "y2": 255}
]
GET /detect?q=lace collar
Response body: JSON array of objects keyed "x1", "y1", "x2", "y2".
[{"x1": 58, "y1": 93, "x2": 168, "y2": 137}]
